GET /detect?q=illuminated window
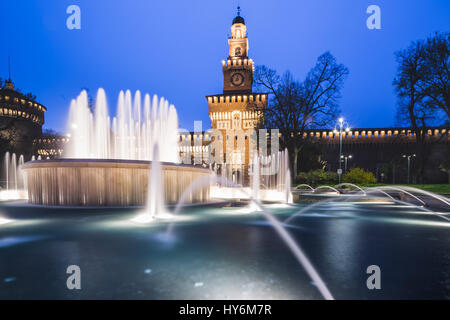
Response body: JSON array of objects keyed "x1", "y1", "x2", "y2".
[{"x1": 233, "y1": 114, "x2": 240, "y2": 129}]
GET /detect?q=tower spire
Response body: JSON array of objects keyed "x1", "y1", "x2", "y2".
[
  {"x1": 5, "y1": 56, "x2": 14, "y2": 90},
  {"x1": 237, "y1": 5, "x2": 241, "y2": 16},
  {"x1": 8, "y1": 56, "x2": 11, "y2": 81}
]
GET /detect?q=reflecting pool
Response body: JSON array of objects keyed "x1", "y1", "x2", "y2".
[{"x1": 0, "y1": 200, "x2": 449, "y2": 299}]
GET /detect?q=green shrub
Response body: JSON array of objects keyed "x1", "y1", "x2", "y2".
[
  {"x1": 343, "y1": 168, "x2": 376, "y2": 184},
  {"x1": 295, "y1": 169, "x2": 338, "y2": 186},
  {"x1": 295, "y1": 172, "x2": 309, "y2": 184}
]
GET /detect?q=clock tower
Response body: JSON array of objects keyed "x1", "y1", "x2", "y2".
[
  {"x1": 223, "y1": 8, "x2": 252, "y2": 93},
  {"x1": 206, "y1": 7, "x2": 268, "y2": 184}
]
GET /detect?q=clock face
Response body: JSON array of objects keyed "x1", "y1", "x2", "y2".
[{"x1": 231, "y1": 73, "x2": 244, "y2": 86}]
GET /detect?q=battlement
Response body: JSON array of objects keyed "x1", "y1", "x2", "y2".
[
  {"x1": 209, "y1": 110, "x2": 262, "y2": 121},
  {"x1": 177, "y1": 126, "x2": 450, "y2": 145},
  {"x1": 206, "y1": 93, "x2": 267, "y2": 104},
  {"x1": 289, "y1": 127, "x2": 450, "y2": 144},
  {"x1": 222, "y1": 58, "x2": 254, "y2": 70},
  {"x1": 0, "y1": 89, "x2": 46, "y2": 125}
]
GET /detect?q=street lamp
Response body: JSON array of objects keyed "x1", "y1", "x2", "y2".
[
  {"x1": 341, "y1": 154, "x2": 353, "y2": 173},
  {"x1": 402, "y1": 154, "x2": 416, "y2": 184},
  {"x1": 334, "y1": 117, "x2": 350, "y2": 184}
]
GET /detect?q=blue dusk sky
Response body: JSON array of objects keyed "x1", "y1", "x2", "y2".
[{"x1": 0, "y1": 0, "x2": 449, "y2": 133}]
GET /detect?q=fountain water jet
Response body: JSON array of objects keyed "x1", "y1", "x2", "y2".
[
  {"x1": 248, "y1": 154, "x2": 262, "y2": 211},
  {"x1": 10, "y1": 153, "x2": 17, "y2": 190},
  {"x1": 335, "y1": 183, "x2": 366, "y2": 195},
  {"x1": 132, "y1": 144, "x2": 172, "y2": 223},
  {"x1": 364, "y1": 187, "x2": 396, "y2": 201},
  {"x1": 211, "y1": 148, "x2": 293, "y2": 204},
  {"x1": 314, "y1": 186, "x2": 340, "y2": 194},
  {"x1": 147, "y1": 144, "x2": 165, "y2": 218},
  {"x1": 1, "y1": 152, "x2": 27, "y2": 200},
  {"x1": 375, "y1": 186, "x2": 450, "y2": 208},
  {"x1": 281, "y1": 149, "x2": 293, "y2": 204},
  {"x1": 372, "y1": 186, "x2": 426, "y2": 206},
  {"x1": 285, "y1": 191, "x2": 450, "y2": 225},
  {"x1": 65, "y1": 89, "x2": 179, "y2": 162},
  {"x1": 285, "y1": 169, "x2": 293, "y2": 204},
  {"x1": 22, "y1": 89, "x2": 211, "y2": 207},
  {"x1": 295, "y1": 184, "x2": 314, "y2": 191},
  {"x1": 168, "y1": 174, "x2": 334, "y2": 300}
]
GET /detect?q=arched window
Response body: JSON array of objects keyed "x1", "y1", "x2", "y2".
[
  {"x1": 235, "y1": 47, "x2": 241, "y2": 56},
  {"x1": 233, "y1": 114, "x2": 240, "y2": 129}
]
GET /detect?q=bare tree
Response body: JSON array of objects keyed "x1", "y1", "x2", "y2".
[
  {"x1": 393, "y1": 38, "x2": 447, "y2": 183},
  {"x1": 423, "y1": 32, "x2": 450, "y2": 119},
  {"x1": 254, "y1": 52, "x2": 349, "y2": 177}
]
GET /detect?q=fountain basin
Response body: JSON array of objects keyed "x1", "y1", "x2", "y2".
[{"x1": 22, "y1": 159, "x2": 211, "y2": 206}]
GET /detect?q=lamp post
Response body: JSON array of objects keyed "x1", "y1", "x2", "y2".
[
  {"x1": 402, "y1": 154, "x2": 416, "y2": 184},
  {"x1": 341, "y1": 154, "x2": 353, "y2": 173},
  {"x1": 334, "y1": 118, "x2": 350, "y2": 184}
]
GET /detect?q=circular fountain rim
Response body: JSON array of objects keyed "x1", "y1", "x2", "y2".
[{"x1": 21, "y1": 159, "x2": 212, "y2": 172}]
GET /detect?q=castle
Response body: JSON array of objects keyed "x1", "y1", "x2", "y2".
[
  {"x1": 205, "y1": 8, "x2": 268, "y2": 184},
  {"x1": 0, "y1": 77, "x2": 46, "y2": 158},
  {"x1": 29, "y1": 9, "x2": 450, "y2": 184}
]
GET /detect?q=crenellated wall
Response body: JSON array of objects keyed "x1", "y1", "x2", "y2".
[
  {"x1": 298, "y1": 127, "x2": 449, "y2": 143},
  {"x1": 222, "y1": 58, "x2": 254, "y2": 69}
]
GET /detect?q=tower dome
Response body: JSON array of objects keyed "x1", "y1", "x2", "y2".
[
  {"x1": 232, "y1": 6, "x2": 245, "y2": 25},
  {"x1": 232, "y1": 15, "x2": 245, "y2": 25}
]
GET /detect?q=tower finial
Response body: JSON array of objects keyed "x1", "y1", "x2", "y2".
[
  {"x1": 232, "y1": 5, "x2": 245, "y2": 25},
  {"x1": 5, "y1": 56, "x2": 14, "y2": 90},
  {"x1": 8, "y1": 56, "x2": 11, "y2": 81}
]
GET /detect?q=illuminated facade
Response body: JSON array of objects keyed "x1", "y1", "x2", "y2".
[
  {"x1": 206, "y1": 9, "x2": 268, "y2": 183},
  {"x1": 33, "y1": 135, "x2": 67, "y2": 158},
  {"x1": 0, "y1": 79, "x2": 46, "y2": 156},
  {"x1": 29, "y1": 8, "x2": 449, "y2": 184}
]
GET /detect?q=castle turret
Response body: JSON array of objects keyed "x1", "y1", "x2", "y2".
[{"x1": 0, "y1": 75, "x2": 46, "y2": 156}]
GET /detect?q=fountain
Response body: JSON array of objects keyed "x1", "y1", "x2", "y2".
[
  {"x1": 22, "y1": 89, "x2": 211, "y2": 207},
  {"x1": 169, "y1": 175, "x2": 334, "y2": 300},
  {"x1": 0, "y1": 152, "x2": 27, "y2": 200},
  {"x1": 210, "y1": 148, "x2": 293, "y2": 204},
  {"x1": 259, "y1": 148, "x2": 293, "y2": 203}
]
